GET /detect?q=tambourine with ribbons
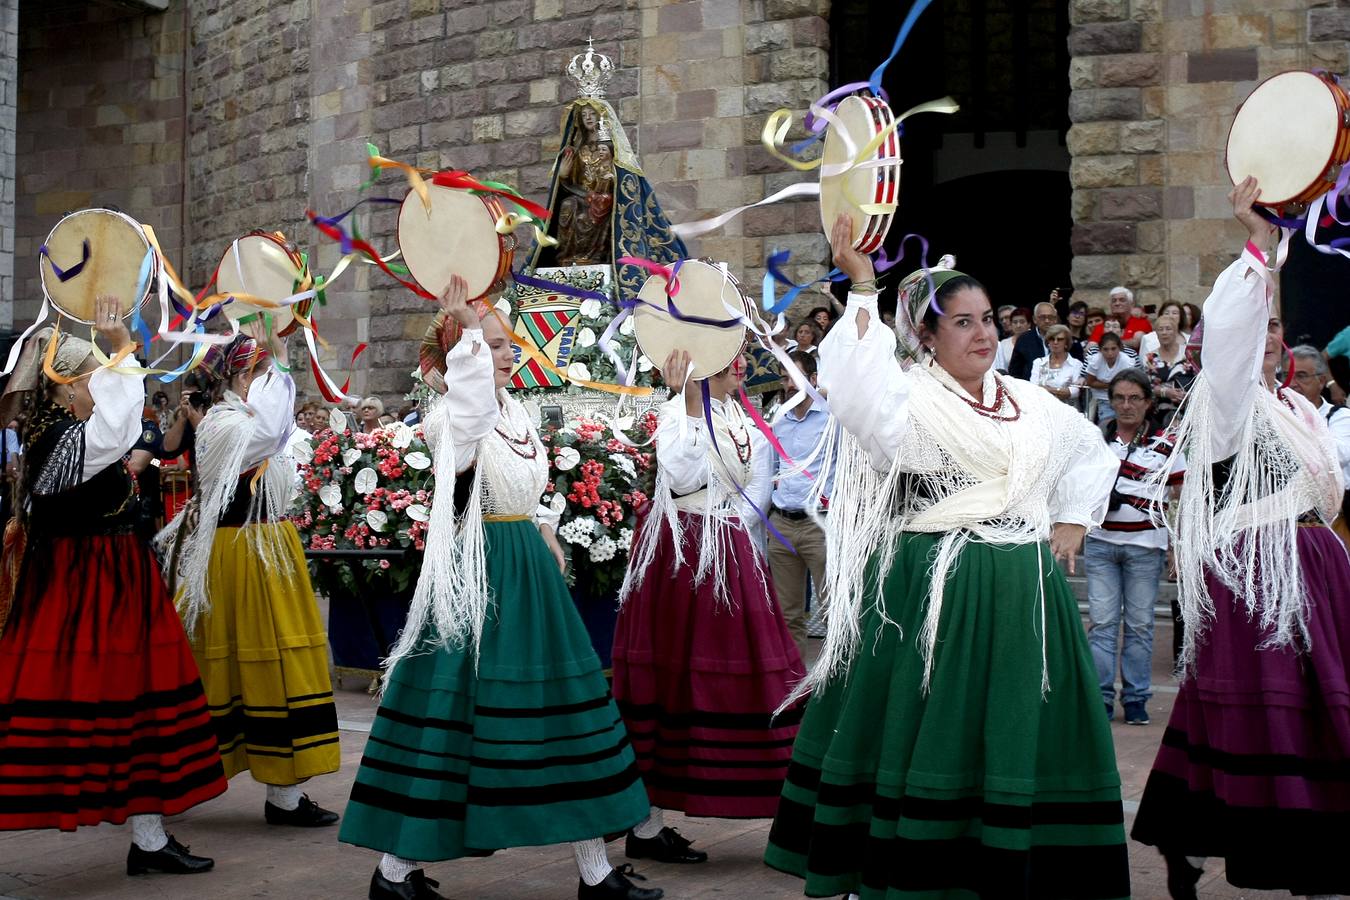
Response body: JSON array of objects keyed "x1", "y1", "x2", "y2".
[{"x1": 38, "y1": 208, "x2": 157, "y2": 325}]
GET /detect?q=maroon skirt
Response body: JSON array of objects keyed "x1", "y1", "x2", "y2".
[
  {"x1": 1132, "y1": 525, "x2": 1350, "y2": 893},
  {"x1": 612, "y1": 511, "x2": 804, "y2": 818},
  {"x1": 0, "y1": 533, "x2": 227, "y2": 831}
]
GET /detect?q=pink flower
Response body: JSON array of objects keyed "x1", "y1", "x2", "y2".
[{"x1": 379, "y1": 559, "x2": 391, "y2": 569}]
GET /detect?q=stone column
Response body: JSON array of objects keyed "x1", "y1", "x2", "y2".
[{"x1": 0, "y1": 0, "x2": 16, "y2": 333}]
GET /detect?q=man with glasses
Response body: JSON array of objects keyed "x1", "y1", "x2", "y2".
[
  {"x1": 1084, "y1": 369, "x2": 1184, "y2": 725},
  {"x1": 1009, "y1": 300, "x2": 1061, "y2": 379},
  {"x1": 1290, "y1": 344, "x2": 1350, "y2": 547}
]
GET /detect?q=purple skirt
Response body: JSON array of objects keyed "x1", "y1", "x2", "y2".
[
  {"x1": 1132, "y1": 525, "x2": 1350, "y2": 893},
  {"x1": 612, "y1": 512, "x2": 805, "y2": 818}
]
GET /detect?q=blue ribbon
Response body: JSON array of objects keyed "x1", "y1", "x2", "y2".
[
  {"x1": 129, "y1": 249, "x2": 155, "y2": 348},
  {"x1": 39, "y1": 239, "x2": 91, "y2": 282},
  {"x1": 870, "y1": 0, "x2": 936, "y2": 95}
]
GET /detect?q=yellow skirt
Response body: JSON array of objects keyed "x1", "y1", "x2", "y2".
[{"x1": 191, "y1": 521, "x2": 340, "y2": 785}]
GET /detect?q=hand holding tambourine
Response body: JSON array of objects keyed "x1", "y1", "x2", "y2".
[{"x1": 93, "y1": 295, "x2": 132, "y2": 354}]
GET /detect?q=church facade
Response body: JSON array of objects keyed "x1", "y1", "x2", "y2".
[{"x1": 1, "y1": 0, "x2": 1346, "y2": 398}]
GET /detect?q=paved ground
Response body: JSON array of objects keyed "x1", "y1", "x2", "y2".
[{"x1": 0, "y1": 618, "x2": 1295, "y2": 900}]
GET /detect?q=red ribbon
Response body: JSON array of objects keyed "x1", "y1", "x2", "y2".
[
  {"x1": 429, "y1": 171, "x2": 552, "y2": 221},
  {"x1": 313, "y1": 342, "x2": 369, "y2": 403},
  {"x1": 307, "y1": 210, "x2": 437, "y2": 300}
]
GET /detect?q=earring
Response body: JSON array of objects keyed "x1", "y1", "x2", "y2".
[{"x1": 67, "y1": 391, "x2": 75, "y2": 403}]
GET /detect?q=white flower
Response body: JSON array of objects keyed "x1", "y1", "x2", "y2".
[
  {"x1": 354, "y1": 467, "x2": 378, "y2": 494},
  {"x1": 588, "y1": 536, "x2": 617, "y2": 563},
  {"x1": 318, "y1": 483, "x2": 342, "y2": 509},
  {"x1": 291, "y1": 440, "x2": 314, "y2": 463},
  {"x1": 618, "y1": 527, "x2": 633, "y2": 551},
  {"x1": 608, "y1": 453, "x2": 636, "y2": 478},
  {"x1": 576, "y1": 327, "x2": 596, "y2": 348},
  {"x1": 558, "y1": 517, "x2": 595, "y2": 548},
  {"x1": 637, "y1": 355, "x2": 653, "y2": 372},
  {"x1": 580, "y1": 298, "x2": 602, "y2": 319},
  {"x1": 366, "y1": 509, "x2": 388, "y2": 532},
  {"x1": 342, "y1": 447, "x2": 362, "y2": 467},
  {"x1": 566, "y1": 362, "x2": 592, "y2": 382},
  {"x1": 388, "y1": 422, "x2": 414, "y2": 448},
  {"x1": 554, "y1": 446, "x2": 581, "y2": 471},
  {"x1": 549, "y1": 493, "x2": 566, "y2": 514},
  {"x1": 328, "y1": 408, "x2": 347, "y2": 433},
  {"x1": 619, "y1": 315, "x2": 635, "y2": 336},
  {"x1": 614, "y1": 416, "x2": 634, "y2": 432},
  {"x1": 405, "y1": 451, "x2": 431, "y2": 470},
  {"x1": 407, "y1": 504, "x2": 430, "y2": 522}
]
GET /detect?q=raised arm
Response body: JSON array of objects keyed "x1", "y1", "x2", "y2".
[
  {"x1": 819, "y1": 214, "x2": 913, "y2": 470},
  {"x1": 81, "y1": 295, "x2": 144, "y2": 478},
  {"x1": 421, "y1": 276, "x2": 498, "y2": 473}
]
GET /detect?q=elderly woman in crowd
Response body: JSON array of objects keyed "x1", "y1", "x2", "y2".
[
  {"x1": 357, "y1": 397, "x2": 385, "y2": 433},
  {"x1": 1030, "y1": 323, "x2": 1084, "y2": 405},
  {"x1": 1143, "y1": 310, "x2": 1193, "y2": 427}
]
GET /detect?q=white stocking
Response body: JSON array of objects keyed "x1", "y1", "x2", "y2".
[
  {"x1": 632, "y1": 806, "x2": 665, "y2": 839},
  {"x1": 379, "y1": 853, "x2": 419, "y2": 884},
  {"x1": 129, "y1": 813, "x2": 168, "y2": 852},
  {"x1": 572, "y1": 838, "x2": 613, "y2": 887},
  {"x1": 266, "y1": 784, "x2": 303, "y2": 811}
]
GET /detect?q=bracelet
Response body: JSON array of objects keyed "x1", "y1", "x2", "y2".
[{"x1": 851, "y1": 279, "x2": 879, "y2": 293}]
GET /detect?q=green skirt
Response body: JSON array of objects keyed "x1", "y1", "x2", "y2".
[
  {"x1": 764, "y1": 534, "x2": 1129, "y2": 899},
  {"x1": 338, "y1": 519, "x2": 649, "y2": 862}
]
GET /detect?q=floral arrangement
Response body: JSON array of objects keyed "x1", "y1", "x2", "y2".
[
  {"x1": 541, "y1": 410, "x2": 660, "y2": 597},
  {"x1": 290, "y1": 409, "x2": 434, "y2": 595},
  {"x1": 561, "y1": 297, "x2": 656, "y2": 389}
]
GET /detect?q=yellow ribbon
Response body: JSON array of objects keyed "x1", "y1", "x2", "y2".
[
  {"x1": 487, "y1": 308, "x2": 652, "y2": 397},
  {"x1": 369, "y1": 153, "x2": 432, "y2": 212}
]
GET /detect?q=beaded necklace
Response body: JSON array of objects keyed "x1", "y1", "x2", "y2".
[
  {"x1": 941, "y1": 374, "x2": 1022, "y2": 423},
  {"x1": 494, "y1": 418, "x2": 538, "y2": 461}
]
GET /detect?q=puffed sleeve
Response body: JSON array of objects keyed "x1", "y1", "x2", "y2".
[
  {"x1": 1048, "y1": 408, "x2": 1118, "y2": 529},
  {"x1": 422, "y1": 327, "x2": 497, "y2": 473},
  {"x1": 81, "y1": 357, "x2": 148, "y2": 479},
  {"x1": 816, "y1": 291, "x2": 913, "y2": 470},
  {"x1": 534, "y1": 501, "x2": 561, "y2": 531},
  {"x1": 241, "y1": 364, "x2": 297, "y2": 469},
  {"x1": 654, "y1": 395, "x2": 713, "y2": 495},
  {"x1": 1197, "y1": 249, "x2": 1271, "y2": 460}
]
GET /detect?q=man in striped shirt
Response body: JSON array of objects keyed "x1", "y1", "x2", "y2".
[{"x1": 1084, "y1": 369, "x2": 1184, "y2": 726}]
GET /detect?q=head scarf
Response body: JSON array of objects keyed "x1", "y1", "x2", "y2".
[
  {"x1": 893, "y1": 254, "x2": 968, "y2": 367},
  {"x1": 0, "y1": 328, "x2": 95, "y2": 422},
  {"x1": 201, "y1": 335, "x2": 269, "y2": 385}
]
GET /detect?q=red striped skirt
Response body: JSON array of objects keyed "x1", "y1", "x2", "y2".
[
  {"x1": 0, "y1": 533, "x2": 227, "y2": 831},
  {"x1": 613, "y1": 512, "x2": 805, "y2": 818}
]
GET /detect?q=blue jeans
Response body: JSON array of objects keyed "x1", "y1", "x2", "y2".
[{"x1": 1085, "y1": 537, "x2": 1164, "y2": 706}]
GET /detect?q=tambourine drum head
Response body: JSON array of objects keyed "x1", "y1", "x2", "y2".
[
  {"x1": 820, "y1": 95, "x2": 897, "y2": 249},
  {"x1": 1226, "y1": 71, "x2": 1342, "y2": 206},
  {"x1": 39, "y1": 209, "x2": 152, "y2": 325},
  {"x1": 215, "y1": 233, "x2": 304, "y2": 333},
  {"x1": 397, "y1": 185, "x2": 504, "y2": 301},
  {"x1": 634, "y1": 260, "x2": 748, "y2": 381}
]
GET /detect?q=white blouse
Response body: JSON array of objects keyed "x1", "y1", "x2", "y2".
[
  {"x1": 424, "y1": 328, "x2": 556, "y2": 525},
  {"x1": 1029, "y1": 355, "x2": 1084, "y2": 402},
  {"x1": 36, "y1": 356, "x2": 147, "y2": 492},
  {"x1": 653, "y1": 394, "x2": 755, "y2": 515},
  {"x1": 818, "y1": 292, "x2": 1117, "y2": 535}
]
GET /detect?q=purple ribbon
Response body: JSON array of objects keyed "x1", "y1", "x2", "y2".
[
  {"x1": 512, "y1": 269, "x2": 609, "y2": 303},
  {"x1": 699, "y1": 380, "x2": 796, "y2": 554},
  {"x1": 311, "y1": 198, "x2": 402, "y2": 254},
  {"x1": 40, "y1": 239, "x2": 91, "y2": 282}
]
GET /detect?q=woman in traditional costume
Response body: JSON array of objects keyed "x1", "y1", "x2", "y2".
[
  {"x1": 1130, "y1": 178, "x2": 1350, "y2": 899},
  {"x1": 763, "y1": 216, "x2": 1129, "y2": 899},
  {"x1": 157, "y1": 327, "x2": 340, "y2": 827},
  {"x1": 340, "y1": 277, "x2": 660, "y2": 900},
  {"x1": 612, "y1": 347, "x2": 804, "y2": 863},
  {"x1": 0, "y1": 297, "x2": 226, "y2": 875}
]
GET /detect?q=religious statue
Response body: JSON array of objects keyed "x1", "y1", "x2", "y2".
[{"x1": 554, "y1": 104, "x2": 616, "y2": 266}]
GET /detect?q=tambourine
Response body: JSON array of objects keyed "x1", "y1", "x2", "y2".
[
  {"x1": 213, "y1": 231, "x2": 313, "y2": 336},
  {"x1": 397, "y1": 184, "x2": 516, "y2": 302},
  {"x1": 633, "y1": 259, "x2": 751, "y2": 381},
  {"x1": 819, "y1": 94, "x2": 900, "y2": 253},
  {"x1": 1226, "y1": 70, "x2": 1350, "y2": 210},
  {"x1": 38, "y1": 208, "x2": 157, "y2": 325}
]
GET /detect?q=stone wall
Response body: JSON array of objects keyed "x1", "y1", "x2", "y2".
[
  {"x1": 0, "y1": 0, "x2": 16, "y2": 333},
  {"x1": 14, "y1": 2, "x2": 188, "y2": 328},
  {"x1": 1067, "y1": 0, "x2": 1350, "y2": 309}
]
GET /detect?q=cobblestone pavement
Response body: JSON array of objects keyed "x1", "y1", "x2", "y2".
[{"x1": 0, "y1": 619, "x2": 1292, "y2": 899}]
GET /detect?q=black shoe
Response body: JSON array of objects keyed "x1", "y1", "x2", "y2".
[
  {"x1": 625, "y1": 827, "x2": 708, "y2": 864},
  {"x1": 369, "y1": 867, "x2": 445, "y2": 900},
  {"x1": 1124, "y1": 702, "x2": 1150, "y2": 726},
  {"x1": 578, "y1": 863, "x2": 664, "y2": 900},
  {"x1": 1162, "y1": 851, "x2": 1202, "y2": 900},
  {"x1": 264, "y1": 794, "x2": 340, "y2": 827},
  {"x1": 126, "y1": 835, "x2": 214, "y2": 876}
]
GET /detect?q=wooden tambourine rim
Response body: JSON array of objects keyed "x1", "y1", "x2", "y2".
[
  {"x1": 633, "y1": 260, "x2": 751, "y2": 381},
  {"x1": 38, "y1": 208, "x2": 155, "y2": 326},
  {"x1": 1225, "y1": 70, "x2": 1348, "y2": 207},
  {"x1": 819, "y1": 94, "x2": 902, "y2": 252},
  {"x1": 396, "y1": 185, "x2": 514, "y2": 302},
  {"x1": 214, "y1": 231, "x2": 310, "y2": 336}
]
